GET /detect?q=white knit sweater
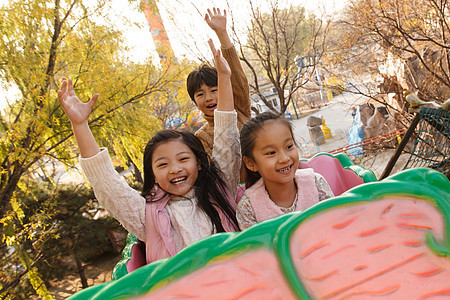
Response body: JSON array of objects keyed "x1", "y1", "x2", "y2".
[{"x1": 79, "y1": 110, "x2": 240, "y2": 246}]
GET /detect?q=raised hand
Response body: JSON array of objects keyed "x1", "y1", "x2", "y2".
[
  {"x1": 205, "y1": 8, "x2": 227, "y2": 33},
  {"x1": 57, "y1": 77, "x2": 100, "y2": 157},
  {"x1": 208, "y1": 39, "x2": 231, "y2": 77},
  {"x1": 58, "y1": 77, "x2": 99, "y2": 127},
  {"x1": 208, "y1": 38, "x2": 233, "y2": 112}
]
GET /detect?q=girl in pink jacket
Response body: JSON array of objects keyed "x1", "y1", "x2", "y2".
[
  {"x1": 58, "y1": 40, "x2": 240, "y2": 264},
  {"x1": 237, "y1": 112, "x2": 334, "y2": 230}
]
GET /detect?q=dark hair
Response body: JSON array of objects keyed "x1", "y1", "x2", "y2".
[
  {"x1": 240, "y1": 112, "x2": 296, "y2": 189},
  {"x1": 142, "y1": 130, "x2": 238, "y2": 232},
  {"x1": 186, "y1": 65, "x2": 218, "y2": 102}
]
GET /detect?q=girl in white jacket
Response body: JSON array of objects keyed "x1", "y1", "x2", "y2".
[{"x1": 57, "y1": 39, "x2": 240, "y2": 264}]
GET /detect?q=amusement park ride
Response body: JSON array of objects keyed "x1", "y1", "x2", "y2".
[
  {"x1": 67, "y1": 2, "x2": 450, "y2": 299},
  {"x1": 69, "y1": 162, "x2": 450, "y2": 299}
]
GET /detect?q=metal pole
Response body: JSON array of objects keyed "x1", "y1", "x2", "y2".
[
  {"x1": 291, "y1": 99, "x2": 299, "y2": 119},
  {"x1": 379, "y1": 113, "x2": 421, "y2": 180}
]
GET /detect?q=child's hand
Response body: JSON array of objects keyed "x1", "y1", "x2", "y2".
[
  {"x1": 208, "y1": 38, "x2": 233, "y2": 111},
  {"x1": 208, "y1": 39, "x2": 231, "y2": 77},
  {"x1": 205, "y1": 8, "x2": 227, "y2": 34},
  {"x1": 58, "y1": 77, "x2": 99, "y2": 127}
]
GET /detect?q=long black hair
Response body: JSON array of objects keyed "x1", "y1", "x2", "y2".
[
  {"x1": 142, "y1": 130, "x2": 238, "y2": 232},
  {"x1": 240, "y1": 112, "x2": 296, "y2": 189}
]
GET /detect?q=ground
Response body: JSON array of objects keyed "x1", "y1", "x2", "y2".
[
  {"x1": 47, "y1": 252, "x2": 122, "y2": 299},
  {"x1": 291, "y1": 90, "x2": 411, "y2": 180}
]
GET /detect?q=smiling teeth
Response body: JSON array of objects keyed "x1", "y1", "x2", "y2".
[
  {"x1": 279, "y1": 166, "x2": 291, "y2": 173},
  {"x1": 171, "y1": 177, "x2": 186, "y2": 184}
]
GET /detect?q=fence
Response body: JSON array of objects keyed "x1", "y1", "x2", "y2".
[
  {"x1": 328, "y1": 129, "x2": 406, "y2": 155},
  {"x1": 298, "y1": 129, "x2": 406, "y2": 159},
  {"x1": 381, "y1": 107, "x2": 449, "y2": 179}
]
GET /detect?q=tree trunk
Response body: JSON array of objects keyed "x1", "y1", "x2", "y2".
[
  {"x1": 126, "y1": 154, "x2": 143, "y2": 184},
  {"x1": 75, "y1": 258, "x2": 89, "y2": 289},
  {"x1": 130, "y1": 161, "x2": 143, "y2": 184},
  {"x1": 0, "y1": 167, "x2": 24, "y2": 235}
]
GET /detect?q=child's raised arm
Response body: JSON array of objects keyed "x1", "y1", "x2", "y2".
[
  {"x1": 208, "y1": 39, "x2": 233, "y2": 112},
  {"x1": 59, "y1": 78, "x2": 147, "y2": 242},
  {"x1": 205, "y1": 8, "x2": 232, "y2": 49},
  {"x1": 57, "y1": 77, "x2": 101, "y2": 158},
  {"x1": 208, "y1": 39, "x2": 240, "y2": 203}
]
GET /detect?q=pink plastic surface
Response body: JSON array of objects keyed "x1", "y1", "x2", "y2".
[
  {"x1": 137, "y1": 249, "x2": 296, "y2": 299},
  {"x1": 291, "y1": 197, "x2": 449, "y2": 299},
  {"x1": 298, "y1": 155, "x2": 364, "y2": 196},
  {"x1": 126, "y1": 242, "x2": 146, "y2": 273}
]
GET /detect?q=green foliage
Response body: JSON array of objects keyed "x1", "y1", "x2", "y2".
[
  {"x1": 0, "y1": 0, "x2": 192, "y2": 297},
  {"x1": 27, "y1": 266, "x2": 52, "y2": 300},
  {"x1": 0, "y1": 180, "x2": 124, "y2": 298}
]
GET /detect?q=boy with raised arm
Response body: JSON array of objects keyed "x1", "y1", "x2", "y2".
[{"x1": 187, "y1": 8, "x2": 250, "y2": 159}]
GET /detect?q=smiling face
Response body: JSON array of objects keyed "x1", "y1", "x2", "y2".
[
  {"x1": 243, "y1": 120, "x2": 299, "y2": 191},
  {"x1": 151, "y1": 139, "x2": 199, "y2": 196},
  {"x1": 193, "y1": 83, "x2": 218, "y2": 117}
]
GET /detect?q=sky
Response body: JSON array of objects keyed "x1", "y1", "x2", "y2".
[
  {"x1": 0, "y1": 0, "x2": 347, "y2": 111},
  {"x1": 147, "y1": 0, "x2": 347, "y2": 61}
]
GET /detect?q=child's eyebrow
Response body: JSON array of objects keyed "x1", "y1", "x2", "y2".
[
  {"x1": 260, "y1": 144, "x2": 275, "y2": 151},
  {"x1": 259, "y1": 138, "x2": 294, "y2": 150},
  {"x1": 176, "y1": 151, "x2": 192, "y2": 157},
  {"x1": 153, "y1": 156, "x2": 167, "y2": 164},
  {"x1": 196, "y1": 86, "x2": 217, "y2": 93},
  {"x1": 153, "y1": 151, "x2": 192, "y2": 163}
]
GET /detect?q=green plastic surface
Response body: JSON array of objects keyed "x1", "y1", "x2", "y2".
[{"x1": 67, "y1": 168, "x2": 449, "y2": 299}]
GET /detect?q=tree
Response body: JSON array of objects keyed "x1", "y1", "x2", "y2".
[
  {"x1": 332, "y1": 0, "x2": 449, "y2": 107},
  {"x1": 0, "y1": 180, "x2": 124, "y2": 298},
  {"x1": 144, "y1": 58, "x2": 198, "y2": 132},
  {"x1": 94, "y1": 59, "x2": 197, "y2": 184},
  {"x1": 0, "y1": 0, "x2": 188, "y2": 296},
  {"x1": 234, "y1": 0, "x2": 328, "y2": 115},
  {"x1": 149, "y1": 0, "x2": 329, "y2": 115}
]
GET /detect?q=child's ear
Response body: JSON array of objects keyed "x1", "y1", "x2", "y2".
[{"x1": 243, "y1": 156, "x2": 257, "y2": 172}]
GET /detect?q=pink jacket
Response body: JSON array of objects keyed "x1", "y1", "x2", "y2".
[
  {"x1": 246, "y1": 168, "x2": 319, "y2": 222},
  {"x1": 79, "y1": 111, "x2": 240, "y2": 265},
  {"x1": 144, "y1": 186, "x2": 239, "y2": 264}
]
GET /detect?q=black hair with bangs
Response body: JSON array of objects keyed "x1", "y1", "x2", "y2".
[
  {"x1": 186, "y1": 65, "x2": 218, "y2": 102},
  {"x1": 142, "y1": 130, "x2": 238, "y2": 233}
]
